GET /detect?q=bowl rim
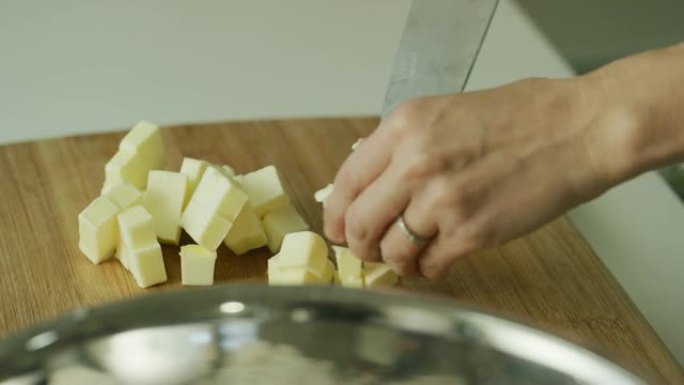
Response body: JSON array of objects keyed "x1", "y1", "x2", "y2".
[{"x1": 0, "y1": 284, "x2": 651, "y2": 385}]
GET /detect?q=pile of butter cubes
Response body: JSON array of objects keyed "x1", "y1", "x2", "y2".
[{"x1": 78, "y1": 121, "x2": 396, "y2": 289}]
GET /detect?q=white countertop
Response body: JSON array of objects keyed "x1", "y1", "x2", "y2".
[{"x1": 1, "y1": 0, "x2": 681, "y2": 364}]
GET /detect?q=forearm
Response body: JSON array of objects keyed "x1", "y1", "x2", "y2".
[{"x1": 582, "y1": 42, "x2": 684, "y2": 183}]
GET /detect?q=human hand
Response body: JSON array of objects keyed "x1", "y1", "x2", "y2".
[{"x1": 323, "y1": 77, "x2": 630, "y2": 279}]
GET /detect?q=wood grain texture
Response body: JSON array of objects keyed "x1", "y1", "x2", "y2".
[{"x1": 0, "y1": 118, "x2": 681, "y2": 384}]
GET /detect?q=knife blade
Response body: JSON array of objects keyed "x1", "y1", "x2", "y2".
[{"x1": 382, "y1": 0, "x2": 499, "y2": 117}]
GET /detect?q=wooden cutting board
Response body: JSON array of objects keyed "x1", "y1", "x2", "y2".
[{"x1": 0, "y1": 118, "x2": 681, "y2": 384}]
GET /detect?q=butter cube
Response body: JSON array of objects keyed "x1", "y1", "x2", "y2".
[
  {"x1": 128, "y1": 243, "x2": 167, "y2": 288},
  {"x1": 104, "y1": 150, "x2": 149, "y2": 190},
  {"x1": 222, "y1": 165, "x2": 236, "y2": 178},
  {"x1": 119, "y1": 120, "x2": 165, "y2": 170},
  {"x1": 314, "y1": 184, "x2": 334, "y2": 203},
  {"x1": 262, "y1": 203, "x2": 308, "y2": 253},
  {"x1": 364, "y1": 262, "x2": 398, "y2": 288},
  {"x1": 241, "y1": 165, "x2": 289, "y2": 216},
  {"x1": 185, "y1": 166, "x2": 247, "y2": 223},
  {"x1": 103, "y1": 121, "x2": 165, "y2": 191},
  {"x1": 105, "y1": 183, "x2": 142, "y2": 210},
  {"x1": 117, "y1": 206, "x2": 157, "y2": 250},
  {"x1": 179, "y1": 157, "x2": 209, "y2": 208},
  {"x1": 267, "y1": 254, "x2": 326, "y2": 285},
  {"x1": 78, "y1": 196, "x2": 120, "y2": 264},
  {"x1": 180, "y1": 244, "x2": 217, "y2": 286},
  {"x1": 223, "y1": 205, "x2": 267, "y2": 255},
  {"x1": 144, "y1": 171, "x2": 188, "y2": 245},
  {"x1": 332, "y1": 246, "x2": 364, "y2": 288},
  {"x1": 278, "y1": 231, "x2": 328, "y2": 277},
  {"x1": 322, "y1": 259, "x2": 335, "y2": 283},
  {"x1": 182, "y1": 209, "x2": 232, "y2": 250},
  {"x1": 115, "y1": 239, "x2": 130, "y2": 270}
]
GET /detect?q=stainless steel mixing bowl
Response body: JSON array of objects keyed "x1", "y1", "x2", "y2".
[{"x1": 0, "y1": 285, "x2": 649, "y2": 385}]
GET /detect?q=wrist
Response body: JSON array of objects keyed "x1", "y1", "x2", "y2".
[{"x1": 579, "y1": 44, "x2": 684, "y2": 185}]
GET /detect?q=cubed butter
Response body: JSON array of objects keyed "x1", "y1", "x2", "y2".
[
  {"x1": 103, "y1": 121, "x2": 165, "y2": 191},
  {"x1": 104, "y1": 150, "x2": 149, "y2": 190},
  {"x1": 278, "y1": 231, "x2": 328, "y2": 277},
  {"x1": 223, "y1": 205, "x2": 267, "y2": 255},
  {"x1": 267, "y1": 254, "x2": 328, "y2": 285},
  {"x1": 78, "y1": 196, "x2": 120, "y2": 264},
  {"x1": 128, "y1": 243, "x2": 167, "y2": 288},
  {"x1": 222, "y1": 165, "x2": 236, "y2": 178},
  {"x1": 184, "y1": 166, "x2": 247, "y2": 223},
  {"x1": 119, "y1": 120, "x2": 165, "y2": 171},
  {"x1": 240, "y1": 165, "x2": 289, "y2": 216},
  {"x1": 105, "y1": 183, "x2": 142, "y2": 209},
  {"x1": 179, "y1": 157, "x2": 209, "y2": 208},
  {"x1": 180, "y1": 244, "x2": 217, "y2": 286},
  {"x1": 321, "y1": 259, "x2": 335, "y2": 283},
  {"x1": 262, "y1": 203, "x2": 308, "y2": 253},
  {"x1": 332, "y1": 246, "x2": 364, "y2": 288},
  {"x1": 117, "y1": 205, "x2": 157, "y2": 250},
  {"x1": 182, "y1": 209, "x2": 232, "y2": 251},
  {"x1": 314, "y1": 184, "x2": 334, "y2": 203},
  {"x1": 115, "y1": 239, "x2": 130, "y2": 270},
  {"x1": 144, "y1": 171, "x2": 188, "y2": 245},
  {"x1": 364, "y1": 262, "x2": 398, "y2": 288}
]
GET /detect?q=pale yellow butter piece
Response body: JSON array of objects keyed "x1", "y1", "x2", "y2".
[
  {"x1": 364, "y1": 262, "x2": 398, "y2": 288},
  {"x1": 119, "y1": 120, "x2": 165, "y2": 170},
  {"x1": 222, "y1": 165, "x2": 236, "y2": 178},
  {"x1": 278, "y1": 231, "x2": 328, "y2": 277},
  {"x1": 240, "y1": 165, "x2": 289, "y2": 217},
  {"x1": 182, "y1": 208, "x2": 232, "y2": 250},
  {"x1": 115, "y1": 239, "x2": 130, "y2": 270},
  {"x1": 104, "y1": 150, "x2": 149, "y2": 190},
  {"x1": 223, "y1": 205, "x2": 267, "y2": 255},
  {"x1": 144, "y1": 171, "x2": 188, "y2": 245},
  {"x1": 184, "y1": 166, "x2": 247, "y2": 223},
  {"x1": 262, "y1": 203, "x2": 308, "y2": 253},
  {"x1": 102, "y1": 121, "x2": 165, "y2": 191},
  {"x1": 128, "y1": 243, "x2": 167, "y2": 288},
  {"x1": 341, "y1": 275, "x2": 364, "y2": 288},
  {"x1": 78, "y1": 196, "x2": 120, "y2": 264},
  {"x1": 117, "y1": 205, "x2": 157, "y2": 250},
  {"x1": 180, "y1": 244, "x2": 217, "y2": 286},
  {"x1": 314, "y1": 184, "x2": 334, "y2": 203},
  {"x1": 321, "y1": 259, "x2": 335, "y2": 283},
  {"x1": 332, "y1": 246, "x2": 364, "y2": 288},
  {"x1": 267, "y1": 254, "x2": 327, "y2": 285},
  {"x1": 104, "y1": 183, "x2": 142, "y2": 210},
  {"x1": 179, "y1": 157, "x2": 209, "y2": 208}
]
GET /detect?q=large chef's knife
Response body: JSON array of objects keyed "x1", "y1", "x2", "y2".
[{"x1": 382, "y1": 0, "x2": 499, "y2": 117}]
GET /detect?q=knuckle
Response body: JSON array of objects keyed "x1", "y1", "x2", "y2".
[
  {"x1": 388, "y1": 98, "x2": 428, "y2": 128},
  {"x1": 344, "y1": 206, "x2": 369, "y2": 244},
  {"x1": 420, "y1": 259, "x2": 450, "y2": 280},
  {"x1": 392, "y1": 262, "x2": 416, "y2": 278},
  {"x1": 461, "y1": 226, "x2": 492, "y2": 252},
  {"x1": 426, "y1": 178, "x2": 469, "y2": 221},
  {"x1": 402, "y1": 152, "x2": 437, "y2": 179},
  {"x1": 380, "y1": 238, "x2": 409, "y2": 264}
]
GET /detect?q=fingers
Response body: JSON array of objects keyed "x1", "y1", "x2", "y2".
[
  {"x1": 417, "y1": 234, "x2": 476, "y2": 280},
  {"x1": 323, "y1": 122, "x2": 396, "y2": 244},
  {"x1": 379, "y1": 190, "x2": 438, "y2": 277},
  {"x1": 343, "y1": 162, "x2": 413, "y2": 262}
]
